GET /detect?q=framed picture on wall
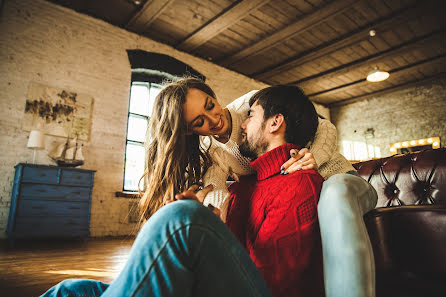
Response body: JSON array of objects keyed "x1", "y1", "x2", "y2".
[{"x1": 22, "y1": 82, "x2": 93, "y2": 141}]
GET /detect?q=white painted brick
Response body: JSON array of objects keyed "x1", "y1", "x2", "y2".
[{"x1": 331, "y1": 79, "x2": 446, "y2": 158}]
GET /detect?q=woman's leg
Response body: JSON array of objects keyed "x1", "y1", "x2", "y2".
[
  {"x1": 100, "y1": 199, "x2": 271, "y2": 297},
  {"x1": 318, "y1": 173, "x2": 378, "y2": 297},
  {"x1": 40, "y1": 279, "x2": 109, "y2": 297}
]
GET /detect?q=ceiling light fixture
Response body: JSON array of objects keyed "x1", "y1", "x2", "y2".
[{"x1": 366, "y1": 67, "x2": 390, "y2": 82}]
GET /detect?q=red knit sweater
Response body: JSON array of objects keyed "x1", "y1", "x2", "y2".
[{"x1": 226, "y1": 143, "x2": 325, "y2": 297}]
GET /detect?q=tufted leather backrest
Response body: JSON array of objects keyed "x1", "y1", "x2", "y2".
[
  {"x1": 353, "y1": 148, "x2": 446, "y2": 208},
  {"x1": 353, "y1": 148, "x2": 446, "y2": 297}
]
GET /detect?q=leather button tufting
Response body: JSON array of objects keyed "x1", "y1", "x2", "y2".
[{"x1": 394, "y1": 189, "x2": 399, "y2": 194}]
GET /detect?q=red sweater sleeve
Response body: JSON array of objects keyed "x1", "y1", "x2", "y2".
[{"x1": 249, "y1": 171, "x2": 325, "y2": 297}]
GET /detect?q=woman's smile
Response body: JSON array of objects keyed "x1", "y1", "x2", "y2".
[{"x1": 211, "y1": 117, "x2": 224, "y2": 132}]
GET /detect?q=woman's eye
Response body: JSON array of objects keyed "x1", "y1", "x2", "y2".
[
  {"x1": 207, "y1": 102, "x2": 215, "y2": 110},
  {"x1": 194, "y1": 118, "x2": 204, "y2": 127}
]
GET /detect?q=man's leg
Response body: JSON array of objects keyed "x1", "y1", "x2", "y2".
[
  {"x1": 318, "y1": 173, "x2": 378, "y2": 297},
  {"x1": 100, "y1": 200, "x2": 271, "y2": 297}
]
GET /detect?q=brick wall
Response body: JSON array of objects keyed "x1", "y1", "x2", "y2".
[{"x1": 331, "y1": 78, "x2": 446, "y2": 159}]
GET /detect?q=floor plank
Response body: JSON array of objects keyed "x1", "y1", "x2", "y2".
[{"x1": 0, "y1": 238, "x2": 134, "y2": 297}]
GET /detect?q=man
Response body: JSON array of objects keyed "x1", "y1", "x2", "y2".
[{"x1": 226, "y1": 85, "x2": 325, "y2": 297}]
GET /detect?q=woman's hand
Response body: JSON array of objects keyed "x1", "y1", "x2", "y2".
[
  {"x1": 164, "y1": 184, "x2": 220, "y2": 216},
  {"x1": 280, "y1": 148, "x2": 318, "y2": 174},
  {"x1": 177, "y1": 184, "x2": 213, "y2": 203}
]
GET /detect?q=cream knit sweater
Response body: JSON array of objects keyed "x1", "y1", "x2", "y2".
[{"x1": 202, "y1": 91, "x2": 354, "y2": 221}]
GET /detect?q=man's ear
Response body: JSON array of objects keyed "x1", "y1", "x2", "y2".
[{"x1": 269, "y1": 114, "x2": 285, "y2": 133}]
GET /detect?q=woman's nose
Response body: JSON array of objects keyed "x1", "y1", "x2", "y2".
[
  {"x1": 207, "y1": 112, "x2": 220, "y2": 126},
  {"x1": 240, "y1": 119, "x2": 247, "y2": 130}
]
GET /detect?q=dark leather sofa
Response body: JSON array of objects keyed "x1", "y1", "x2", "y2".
[{"x1": 353, "y1": 148, "x2": 446, "y2": 297}]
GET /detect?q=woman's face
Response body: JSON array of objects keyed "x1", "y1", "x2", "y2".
[{"x1": 183, "y1": 88, "x2": 230, "y2": 136}]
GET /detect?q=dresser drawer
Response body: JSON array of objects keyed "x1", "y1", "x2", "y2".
[
  {"x1": 14, "y1": 216, "x2": 89, "y2": 237},
  {"x1": 22, "y1": 167, "x2": 59, "y2": 184},
  {"x1": 16, "y1": 199, "x2": 89, "y2": 217},
  {"x1": 20, "y1": 184, "x2": 92, "y2": 201},
  {"x1": 60, "y1": 169, "x2": 93, "y2": 186}
]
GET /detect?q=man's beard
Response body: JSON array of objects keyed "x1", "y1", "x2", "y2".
[{"x1": 239, "y1": 135, "x2": 268, "y2": 160}]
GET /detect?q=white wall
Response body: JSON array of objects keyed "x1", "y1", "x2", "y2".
[{"x1": 331, "y1": 78, "x2": 446, "y2": 159}]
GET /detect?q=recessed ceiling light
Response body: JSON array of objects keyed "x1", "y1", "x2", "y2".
[{"x1": 369, "y1": 29, "x2": 376, "y2": 37}]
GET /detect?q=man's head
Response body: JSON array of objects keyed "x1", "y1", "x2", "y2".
[{"x1": 239, "y1": 85, "x2": 318, "y2": 159}]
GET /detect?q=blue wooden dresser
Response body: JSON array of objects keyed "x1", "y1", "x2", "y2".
[{"x1": 6, "y1": 163, "x2": 95, "y2": 246}]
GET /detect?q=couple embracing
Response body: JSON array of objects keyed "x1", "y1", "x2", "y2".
[{"x1": 42, "y1": 78, "x2": 377, "y2": 297}]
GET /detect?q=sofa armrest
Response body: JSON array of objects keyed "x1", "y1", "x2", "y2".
[
  {"x1": 364, "y1": 205, "x2": 446, "y2": 296},
  {"x1": 365, "y1": 204, "x2": 446, "y2": 275}
]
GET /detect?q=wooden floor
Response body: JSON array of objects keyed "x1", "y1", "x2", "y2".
[{"x1": 0, "y1": 238, "x2": 134, "y2": 297}]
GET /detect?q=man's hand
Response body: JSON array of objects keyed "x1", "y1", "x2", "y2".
[{"x1": 280, "y1": 148, "x2": 318, "y2": 174}]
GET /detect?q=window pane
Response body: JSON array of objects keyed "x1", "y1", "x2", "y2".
[
  {"x1": 148, "y1": 84, "x2": 162, "y2": 116},
  {"x1": 129, "y1": 84, "x2": 150, "y2": 116},
  {"x1": 374, "y1": 146, "x2": 381, "y2": 158},
  {"x1": 353, "y1": 141, "x2": 368, "y2": 161},
  {"x1": 127, "y1": 114, "x2": 147, "y2": 143},
  {"x1": 124, "y1": 142, "x2": 145, "y2": 191},
  {"x1": 342, "y1": 141, "x2": 353, "y2": 160},
  {"x1": 368, "y1": 144, "x2": 375, "y2": 159}
]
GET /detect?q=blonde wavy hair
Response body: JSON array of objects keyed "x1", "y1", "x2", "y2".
[{"x1": 139, "y1": 78, "x2": 214, "y2": 222}]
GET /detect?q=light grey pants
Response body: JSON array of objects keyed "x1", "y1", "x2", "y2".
[{"x1": 318, "y1": 173, "x2": 378, "y2": 297}]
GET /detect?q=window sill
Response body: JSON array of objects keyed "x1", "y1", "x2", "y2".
[{"x1": 115, "y1": 191, "x2": 140, "y2": 199}]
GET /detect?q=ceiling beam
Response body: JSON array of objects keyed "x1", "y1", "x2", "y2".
[
  {"x1": 176, "y1": 0, "x2": 272, "y2": 52},
  {"x1": 126, "y1": 0, "x2": 175, "y2": 33},
  {"x1": 253, "y1": 1, "x2": 426, "y2": 81},
  {"x1": 329, "y1": 72, "x2": 446, "y2": 107},
  {"x1": 218, "y1": 0, "x2": 359, "y2": 67},
  {"x1": 308, "y1": 54, "x2": 446, "y2": 100},
  {"x1": 295, "y1": 30, "x2": 446, "y2": 89}
]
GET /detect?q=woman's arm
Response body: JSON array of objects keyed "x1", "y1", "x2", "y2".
[
  {"x1": 198, "y1": 143, "x2": 241, "y2": 222},
  {"x1": 202, "y1": 160, "x2": 232, "y2": 222},
  {"x1": 309, "y1": 118, "x2": 338, "y2": 168}
]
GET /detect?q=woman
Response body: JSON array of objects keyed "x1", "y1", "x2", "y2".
[{"x1": 140, "y1": 77, "x2": 343, "y2": 222}]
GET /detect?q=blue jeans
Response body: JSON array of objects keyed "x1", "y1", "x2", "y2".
[
  {"x1": 41, "y1": 200, "x2": 272, "y2": 297},
  {"x1": 318, "y1": 173, "x2": 378, "y2": 297}
]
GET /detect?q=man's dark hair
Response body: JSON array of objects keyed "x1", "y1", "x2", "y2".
[{"x1": 249, "y1": 85, "x2": 318, "y2": 147}]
